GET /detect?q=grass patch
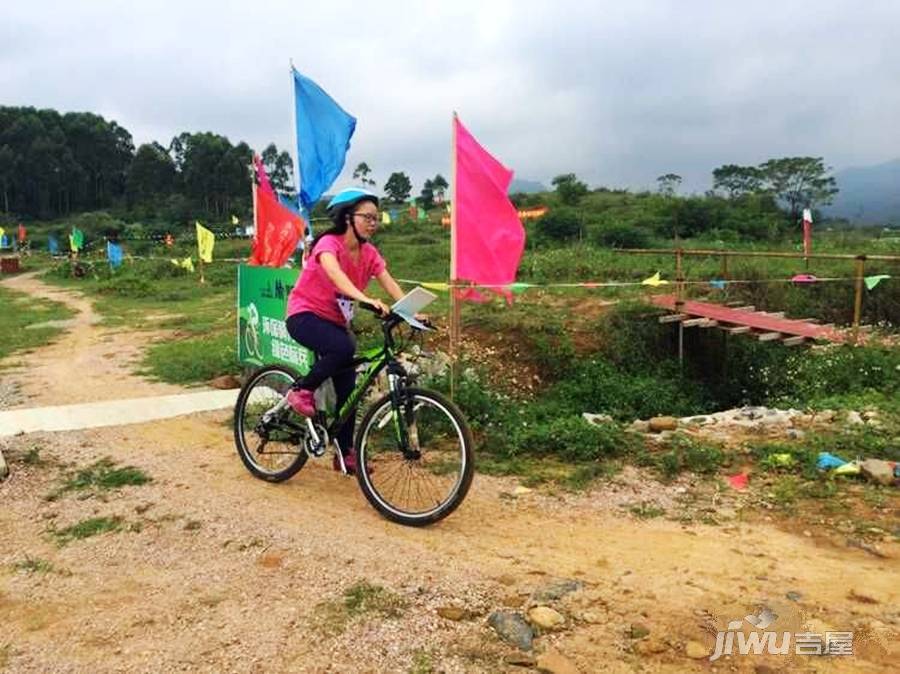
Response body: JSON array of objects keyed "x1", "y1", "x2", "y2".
[
  {"x1": 22, "y1": 447, "x2": 44, "y2": 466},
  {"x1": 409, "y1": 649, "x2": 435, "y2": 674},
  {"x1": 12, "y1": 556, "x2": 55, "y2": 574},
  {"x1": 141, "y1": 331, "x2": 240, "y2": 384},
  {"x1": 313, "y1": 580, "x2": 407, "y2": 636},
  {"x1": 769, "y1": 476, "x2": 801, "y2": 510},
  {"x1": 652, "y1": 434, "x2": 726, "y2": 481},
  {"x1": 628, "y1": 502, "x2": 666, "y2": 519},
  {"x1": 0, "y1": 286, "x2": 75, "y2": 365},
  {"x1": 560, "y1": 461, "x2": 621, "y2": 490},
  {"x1": 343, "y1": 580, "x2": 406, "y2": 617},
  {"x1": 51, "y1": 516, "x2": 123, "y2": 545},
  {"x1": 47, "y1": 458, "x2": 151, "y2": 500}
]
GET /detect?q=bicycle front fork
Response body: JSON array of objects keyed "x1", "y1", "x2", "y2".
[{"x1": 387, "y1": 367, "x2": 420, "y2": 460}]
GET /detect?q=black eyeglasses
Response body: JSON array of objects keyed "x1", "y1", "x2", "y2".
[{"x1": 353, "y1": 213, "x2": 379, "y2": 224}]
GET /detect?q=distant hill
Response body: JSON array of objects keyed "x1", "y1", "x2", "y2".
[
  {"x1": 509, "y1": 178, "x2": 547, "y2": 194},
  {"x1": 825, "y1": 159, "x2": 900, "y2": 224}
]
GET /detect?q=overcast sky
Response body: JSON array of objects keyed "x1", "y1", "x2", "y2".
[{"x1": 3, "y1": 1, "x2": 899, "y2": 194}]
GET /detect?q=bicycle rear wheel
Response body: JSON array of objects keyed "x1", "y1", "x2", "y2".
[
  {"x1": 355, "y1": 388, "x2": 474, "y2": 526},
  {"x1": 234, "y1": 365, "x2": 308, "y2": 482}
]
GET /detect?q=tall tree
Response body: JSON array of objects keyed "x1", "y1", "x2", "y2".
[
  {"x1": 656, "y1": 173, "x2": 682, "y2": 197},
  {"x1": 758, "y1": 157, "x2": 838, "y2": 219},
  {"x1": 418, "y1": 178, "x2": 435, "y2": 210},
  {"x1": 712, "y1": 164, "x2": 764, "y2": 198},
  {"x1": 352, "y1": 161, "x2": 376, "y2": 187},
  {"x1": 551, "y1": 173, "x2": 588, "y2": 206},
  {"x1": 383, "y1": 172, "x2": 412, "y2": 203},
  {"x1": 431, "y1": 174, "x2": 448, "y2": 202},
  {"x1": 179, "y1": 132, "x2": 251, "y2": 216},
  {"x1": 261, "y1": 143, "x2": 295, "y2": 195},
  {"x1": 126, "y1": 142, "x2": 175, "y2": 204}
]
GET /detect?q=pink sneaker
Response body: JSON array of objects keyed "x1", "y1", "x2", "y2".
[
  {"x1": 286, "y1": 388, "x2": 315, "y2": 417},
  {"x1": 333, "y1": 448, "x2": 372, "y2": 476}
]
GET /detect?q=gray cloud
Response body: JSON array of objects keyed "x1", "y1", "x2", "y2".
[{"x1": 3, "y1": 0, "x2": 898, "y2": 195}]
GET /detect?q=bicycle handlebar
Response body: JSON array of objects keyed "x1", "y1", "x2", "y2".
[{"x1": 358, "y1": 301, "x2": 434, "y2": 331}]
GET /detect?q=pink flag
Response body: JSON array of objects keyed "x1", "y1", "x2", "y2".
[
  {"x1": 253, "y1": 154, "x2": 275, "y2": 197},
  {"x1": 802, "y1": 208, "x2": 812, "y2": 257},
  {"x1": 453, "y1": 117, "x2": 525, "y2": 302}
]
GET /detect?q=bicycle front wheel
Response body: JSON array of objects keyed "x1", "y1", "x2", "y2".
[
  {"x1": 234, "y1": 365, "x2": 308, "y2": 482},
  {"x1": 355, "y1": 388, "x2": 474, "y2": 526}
]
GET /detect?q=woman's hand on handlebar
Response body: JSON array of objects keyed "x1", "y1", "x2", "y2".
[
  {"x1": 414, "y1": 313, "x2": 435, "y2": 329},
  {"x1": 363, "y1": 298, "x2": 390, "y2": 317}
]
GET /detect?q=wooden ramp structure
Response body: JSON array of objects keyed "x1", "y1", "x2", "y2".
[{"x1": 650, "y1": 295, "x2": 860, "y2": 345}]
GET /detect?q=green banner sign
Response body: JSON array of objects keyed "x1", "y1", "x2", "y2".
[{"x1": 237, "y1": 264, "x2": 313, "y2": 374}]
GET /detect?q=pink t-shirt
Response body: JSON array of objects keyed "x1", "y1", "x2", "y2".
[{"x1": 286, "y1": 234, "x2": 386, "y2": 326}]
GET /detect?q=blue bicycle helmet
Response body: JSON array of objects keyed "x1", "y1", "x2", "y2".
[{"x1": 326, "y1": 187, "x2": 379, "y2": 215}]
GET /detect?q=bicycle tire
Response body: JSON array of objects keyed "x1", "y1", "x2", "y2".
[
  {"x1": 355, "y1": 387, "x2": 474, "y2": 526},
  {"x1": 234, "y1": 364, "x2": 308, "y2": 482}
]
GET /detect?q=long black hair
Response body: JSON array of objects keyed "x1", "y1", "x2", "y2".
[{"x1": 308, "y1": 195, "x2": 378, "y2": 254}]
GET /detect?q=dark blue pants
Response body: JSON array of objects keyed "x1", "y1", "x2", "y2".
[{"x1": 285, "y1": 312, "x2": 357, "y2": 453}]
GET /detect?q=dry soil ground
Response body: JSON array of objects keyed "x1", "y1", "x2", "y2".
[{"x1": 0, "y1": 274, "x2": 896, "y2": 673}]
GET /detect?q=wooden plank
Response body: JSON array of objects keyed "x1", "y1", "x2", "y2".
[
  {"x1": 795, "y1": 318, "x2": 820, "y2": 324},
  {"x1": 649, "y1": 296, "x2": 851, "y2": 343},
  {"x1": 658, "y1": 313, "x2": 688, "y2": 324},
  {"x1": 782, "y1": 336, "x2": 807, "y2": 346},
  {"x1": 732, "y1": 305, "x2": 755, "y2": 311},
  {"x1": 725, "y1": 326, "x2": 751, "y2": 334},
  {"x1": 760, "y1": 311, "x2": 785, "y2": 319},
  {"x1": 682, "y1": 317, "x2": 708, "y2": 327},
  {"x1": 699, "y1": 319, "x2": 718, "y2": 328},
  {"x1": 757, "y1": 332, "x2": 783, "y2": 341}
]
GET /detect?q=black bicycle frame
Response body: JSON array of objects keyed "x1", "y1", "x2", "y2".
[{"x1": 323, "y1": 314, "x2": 412, "y2": 451}]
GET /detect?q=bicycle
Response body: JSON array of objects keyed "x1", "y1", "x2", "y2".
[{"x1": 233, "y1": 303, "x2": 474, "y2": 526}]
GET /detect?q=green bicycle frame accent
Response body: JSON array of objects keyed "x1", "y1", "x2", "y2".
[{"x1": 328, "y1": 343, "x2": 395, "y2": 436}]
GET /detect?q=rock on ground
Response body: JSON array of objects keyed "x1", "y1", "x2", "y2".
[
  {"x1": 536, "y1": 648, "x2": 580, "y2": 674},
  {"x1": 488, "y1": 611, "x2": 534, "y2": 651},
  {"x1": 528, "y1": 606, "x2": 565, "y2": 630}
]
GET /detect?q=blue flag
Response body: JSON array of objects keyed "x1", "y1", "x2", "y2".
[
  {"x1": 293, "y1": 68, "x2": 356, "y2": 210},
  {"x1": 278, "y1": 193, "x2": 303, "y2": 219},
  {"x1": 48, "y1": 235, "x2": 59, "y2": 254},
  {"x1": 107, "y1": 241, "x2": 123, "y2": 268},
  {"x1": 0, "y1": 235, "x2": 8, "y2": 248}
]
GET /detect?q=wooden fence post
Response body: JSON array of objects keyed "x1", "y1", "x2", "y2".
[{"x1": 852, "y1": 255, "x2": 866, "y2": 345}]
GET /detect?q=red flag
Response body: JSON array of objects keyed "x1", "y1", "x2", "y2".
[
  {"x1": 453, "y1": 117, "x2": 525, "y2": 302},
  {"x1": 250, "y1": 184, "x2": 305, "y2": 267},
  {"x1": 17, "y1": 223, "x2": 26, "y2": 242},
  {"x1": 802, "y1": 208, "x2": 812, "y2": 257}
]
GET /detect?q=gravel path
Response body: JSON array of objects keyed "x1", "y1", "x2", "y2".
[{"x1": 0, "y1": 272, "x2": 896, "y2": 673}]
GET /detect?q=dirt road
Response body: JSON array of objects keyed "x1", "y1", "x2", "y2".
[{"x1": 0, "y1": 274, "x2": 896, "y2": 672}]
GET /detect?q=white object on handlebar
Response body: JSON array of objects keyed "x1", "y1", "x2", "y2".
[{"x1": 391, "y1": 286, "x2": 437, "y2": 329}]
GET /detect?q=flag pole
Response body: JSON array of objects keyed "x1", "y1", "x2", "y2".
[{"x1": 449, "y1": 112, "x2": 459, "y2": 400}]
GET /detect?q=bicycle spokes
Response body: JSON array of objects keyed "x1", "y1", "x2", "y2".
[
  {"x1": 359, "y1": 393, "x2": 468, "y2": 517},
  {"x1": 237, "y1": 369, "x2": 305, "y2": 475}
]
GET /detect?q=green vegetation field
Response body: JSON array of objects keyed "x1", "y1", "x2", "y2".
[
  {"x1": 10, "y1": 186, "x2": 898, "y2": 518},
  {"x1": 0, "y1": 285, "x2": 75, "y2": 368}
]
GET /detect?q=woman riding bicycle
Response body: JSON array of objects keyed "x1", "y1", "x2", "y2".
[{"x1": 284, "y1": 187, "x2": 406, "y2": 475}]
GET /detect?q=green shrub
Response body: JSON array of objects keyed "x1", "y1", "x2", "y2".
[
  {"x1": 655, "y1": 433, "x2": 725, "y2": 479},
  {"x1": 552, "y1": 357, "x2": 710, "y2": 420},
  {"x1": 97, "y1": 274, "x2": 155, "y2": 297},
  {"x1": 504, "y1": 416, "x2": 638, "y2": 462},
  {"x1": 592, "y1": 222, "x2": 652, "y2": 249},
  {"x1": 748, "y1": 441, "x2": 819, "y2": 479}
]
